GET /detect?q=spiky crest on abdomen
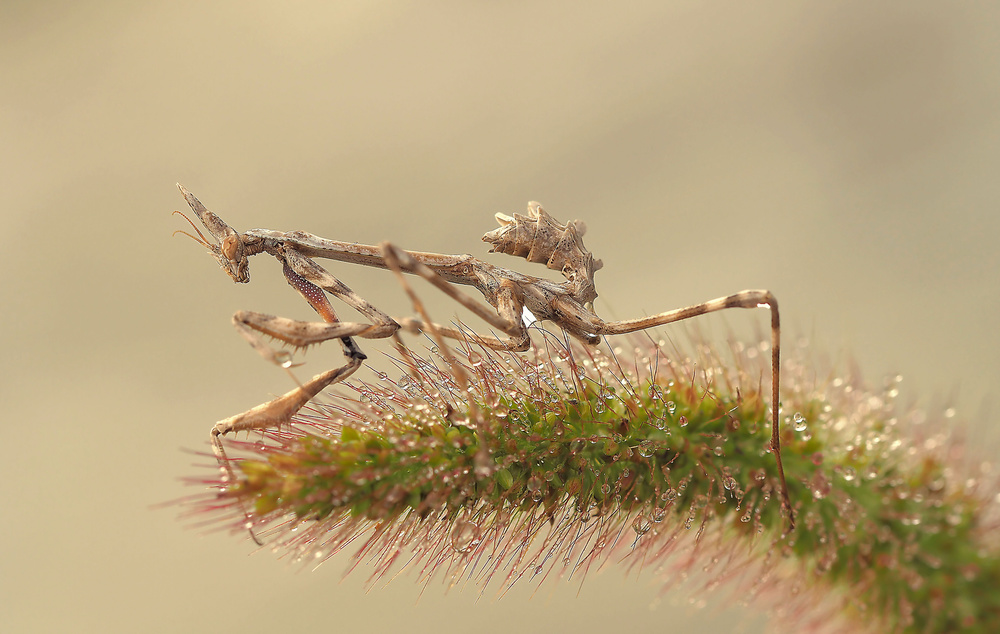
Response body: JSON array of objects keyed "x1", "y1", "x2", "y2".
[{"x1": 482, "y1": 202, "x2": 603, "y2": 305}]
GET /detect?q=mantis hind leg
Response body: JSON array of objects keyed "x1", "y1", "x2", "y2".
[{"x1": 593, "y1": 290, "x2": 793, "y2": 531}]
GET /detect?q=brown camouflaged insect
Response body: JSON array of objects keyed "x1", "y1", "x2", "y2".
[{"x1": 174, "y1": 184, "x2": 793, "y2": 530}]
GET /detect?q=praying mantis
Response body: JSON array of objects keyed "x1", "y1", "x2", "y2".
[{"x1": 174, "y1": 184, "x2": 794, "y2": 530}]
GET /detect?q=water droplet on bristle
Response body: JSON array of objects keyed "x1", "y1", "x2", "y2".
[
  {"x1": 793, "y1": 412, "x2": 807, "y2": 432},
  {"x1": 632, "y1": 515, "x2": 651, "y2": 536},
  {"x1": 274, "y1": 350, "x2": 294, "y2": 368}
]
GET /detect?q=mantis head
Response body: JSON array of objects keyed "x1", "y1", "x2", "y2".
[{"x1": 174, "y1": 184, "x2": 250, "y2": 283}]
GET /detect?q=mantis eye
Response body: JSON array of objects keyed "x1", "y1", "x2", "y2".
[{"x1": 221, "y1": 234, "x2": 241, "y2": 263}]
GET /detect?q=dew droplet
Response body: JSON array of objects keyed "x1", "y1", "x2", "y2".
[
  {"x1": 450, "y1": 519, "x2": 480, "y2": 553},
  {"x1": 810, "y1": 472, "x2": 831, "y2": 499},
  {"x1": 274, "y1": 350, "x2": 294, "y2": 368},
  {"x1": 666, "y1": 401, "x2": 676, "y2": 415},
  {"x1": 678, "y1": 415, "x2": 688, "y2": 427},
  {"x1": 637, "y1": 441, "x2": 655, "y2": 458},
  {"x1": 793, "y1": 412, "x2": 807, "y2": 432},
  {"x1": 632, "y1": 515, "x2": 652, "y2": 536},
  {"x1": 527, "y1": 475, "x2": 543, "y2": 493}
]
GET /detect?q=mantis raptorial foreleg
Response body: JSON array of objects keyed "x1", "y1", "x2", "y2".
[{"x1": 230, "y1": 254, "x2": 397, "y2": 371}]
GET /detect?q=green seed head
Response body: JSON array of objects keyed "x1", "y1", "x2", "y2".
[{"x1": 181, "y1": 332, "x2": 1000, "y2": 633}]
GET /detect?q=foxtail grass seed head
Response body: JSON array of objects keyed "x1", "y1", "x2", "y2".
[{"x1": 180, "y1": 331, "x2": 1000, "y2": 633}]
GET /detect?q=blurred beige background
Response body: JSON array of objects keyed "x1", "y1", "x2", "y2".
[{"x1": 3, "y1": 2, "x2": 999, "y2": 633}]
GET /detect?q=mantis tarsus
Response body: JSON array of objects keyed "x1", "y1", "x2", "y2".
[{"x1": 174, "y1": 184, "x2": 794, "y2": 532}]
